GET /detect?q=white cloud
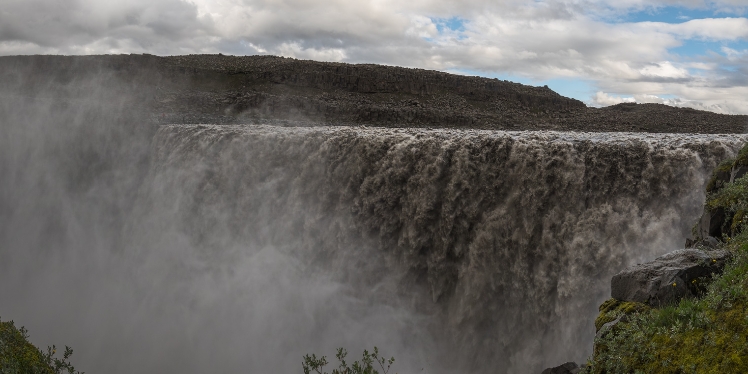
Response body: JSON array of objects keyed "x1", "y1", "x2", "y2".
[
  {"x1": 275, "y1": 42, "x2": 347, "y2": 62},
  {"x1": 639, "y1": 61, "x2": 690, "y2": 79},
  {"x1": 592, "y1": 88, "x2": 748, "y2": 114},
  {"x1": 0, "y1": 0, "x2": 746, "y2": 113},
  {"x1": 646, "y1": 17, "x2": 748, "y2": 40},
  {"x1": 592, "y1": 91, "x2": 637, "y2": 106}
]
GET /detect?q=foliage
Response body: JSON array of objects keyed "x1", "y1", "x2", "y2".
[
  {"x1": 0, "y1": 318, "x2": 82, "y2": 374},
  {"x1": 303, "y1": 347, "x2": 395, "y2": 374},
  {"x1": 594, "y1": 298, "x2": 649, "y2": 332},
  {"x1": 707, "y1": 173, "x2": 748, "y2": 235},
  {"x1": 735, "y1": 143, "x2": 748, "y2": 168},
  {"x1": 584, "y1": 224, "x2": 748, "y2": 374}
]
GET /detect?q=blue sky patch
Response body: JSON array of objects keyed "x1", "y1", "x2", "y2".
[
  {"x1": 671, "y1": 39, "x2": 748, "y2": 58},
  {"x1": 613, "y1": 6, "x2": 717, "y2": 24},
  {"x1": 447, "y1": 69, "x2": 596, "y2": 103},
  {"x1": 431, "y1": 17, "x2": 466, "y2": 34}
]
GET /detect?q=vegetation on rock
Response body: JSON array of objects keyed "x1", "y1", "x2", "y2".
[
  {"x1": 594, "y1": 299, "x2": 649, "y2": 332},
  {"x1": 707, "y1": 174, "x2": 748, "y2": 236},
  {"x1": 0, "y1": 318, "x2": 82, "y2": 374},
  {"x1": 705, "y1": 159, "x2": 734, "y2": 194}
]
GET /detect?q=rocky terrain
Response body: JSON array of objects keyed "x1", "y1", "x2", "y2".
[{"x1": 0, "y1": 53, "x2": 745, "y2": 133}]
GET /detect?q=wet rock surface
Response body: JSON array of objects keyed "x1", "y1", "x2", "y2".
[
  {"x1": 611, "y1": 248, "x2": 732, "y2": 307},
  {"x1": 1, "y1": 53, "x2": 746, "y2": 133}
]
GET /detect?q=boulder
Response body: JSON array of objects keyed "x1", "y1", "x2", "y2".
[
  {"x1": 685, "y1": 235, "x2": 719, "y2": 249},
  {"x1": 611, "y1": 249, "x2": 731, "y2": 307},
  {"x1": 541, "y1": 362, "x2": 581, "y2": 374}
]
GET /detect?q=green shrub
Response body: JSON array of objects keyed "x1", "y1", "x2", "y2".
[
  {"x1": 707, "y1": 174, "x2": 748, "y2": 237},
  {"x1": 584, "y1": 227, "x2": 748, "y2": 374},
  {"x1": 303, "y1": 347, "x2": 395, "y2": 374},
  {"x1": 735, "y1": 143, "x2": 748, "y2": 168},
  {"x1": 0, "y1": 318, "x2": 82, "y2": 374}
]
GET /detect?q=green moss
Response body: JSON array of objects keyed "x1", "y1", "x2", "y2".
[{"x1": 594, "y1": 298, "x2": 649, "y2": 332}]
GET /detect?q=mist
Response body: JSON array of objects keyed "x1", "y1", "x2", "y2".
[{"x1": 1, "y1": 65, "x2": 746, "y2": 374}]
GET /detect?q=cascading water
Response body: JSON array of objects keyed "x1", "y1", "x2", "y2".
[
  {"x1": 1, "y1": 88, "x2": 745, "y2": 373},
  {"x1": 143, "y1": 124, "x2": 745, "y2": 373}
]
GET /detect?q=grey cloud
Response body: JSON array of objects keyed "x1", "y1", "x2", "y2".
[{"x1": 0, "y1": 0, "x2": 212, "y2": 53}]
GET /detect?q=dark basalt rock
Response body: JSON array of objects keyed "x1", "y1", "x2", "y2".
[
  {"x1": 541, "y1": 362, "x2": 581, "y2": 374},
  {"x1": 611, "y1": 249, "x2": 731, "y2": 307}
]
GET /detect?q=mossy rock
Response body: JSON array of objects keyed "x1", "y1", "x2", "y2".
[
  {"x1": 706, "y1": 158, "x2": 735, "y2": 194},
  {"x1": 594, "y1": 298, "x2": 649, "y2": 332}
]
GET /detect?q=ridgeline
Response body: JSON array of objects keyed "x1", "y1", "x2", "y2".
[{"x1": 0, "y1": 53, "x2": 745, "y2": 132}]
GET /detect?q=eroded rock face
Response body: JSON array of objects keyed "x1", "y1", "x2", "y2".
[{"x1": 611, "y1": 249, "x2": 731, "y2": 307}]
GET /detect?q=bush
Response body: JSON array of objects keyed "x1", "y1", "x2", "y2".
[
  {"x1": 0, "y1": 318, "x2": 82, "y2": 374},
  {"x1": 303, "y1": 347, "x2": 395, "y2": 374},
  {"x1": 707, "y1": 174, "x2": 748, "y2": 236}
]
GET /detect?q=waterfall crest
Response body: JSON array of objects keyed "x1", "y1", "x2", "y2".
[{"x1": 145, "y1": 124, "x2": 745, "y2": 373}]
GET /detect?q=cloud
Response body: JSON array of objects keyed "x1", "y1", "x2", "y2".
[
  {"x1": 642, "y1": 17, "x2": 748, "y2": 40},
  {"x1": 592, "y1": 88, "x2": 748, "y2": 114},
  {"x1": 0, "y1": 0, "x2": 746, "y2": 113},
  {"x1": 0, "y1": 0, "x2": 214, "y2": 54}
]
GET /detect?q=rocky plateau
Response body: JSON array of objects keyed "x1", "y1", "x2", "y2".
[{"x1": 1, "y1": 53, "x2": 745, "y2": 133}]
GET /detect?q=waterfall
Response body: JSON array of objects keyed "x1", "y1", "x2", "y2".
[
  {"x1": 1, "y1": 58, "x2": 745, "y2": 374},
  {"x1": 1, "y1": 89, "x2": 745, "y2": 372},
  {"x1": 135, "y1": 124, "x2": 743, "y2": 373}
]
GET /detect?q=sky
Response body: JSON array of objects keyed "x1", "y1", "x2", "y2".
[{"x1": 1, "y1": 0, "x2": 747, "y2": 114}]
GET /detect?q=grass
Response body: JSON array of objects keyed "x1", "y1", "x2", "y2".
[{"x1": 586, "y1": 236, "x2": 748, "y2": 373}]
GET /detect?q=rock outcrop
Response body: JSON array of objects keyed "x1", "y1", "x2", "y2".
[{"x1": 610, "y1": 248, "x2": 731, "y2": 307}]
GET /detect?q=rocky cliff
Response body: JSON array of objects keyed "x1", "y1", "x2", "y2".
[{"x1": 0, "y1": 54, "x2": 745, "y2": 132}]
